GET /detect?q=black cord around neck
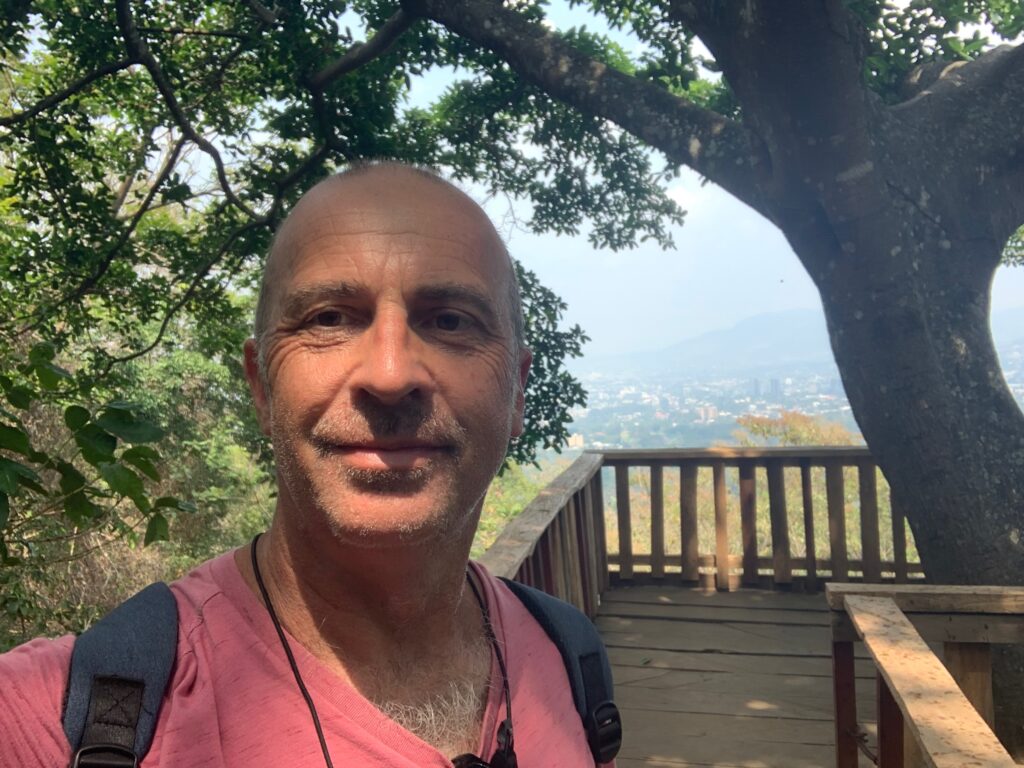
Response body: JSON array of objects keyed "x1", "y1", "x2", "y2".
[
  {"x1": 250, "y1": 534, "x2": 335, "y2": 768},
  {"x1": 249, "y1": 534, "x2": 513, "y2": 766}
]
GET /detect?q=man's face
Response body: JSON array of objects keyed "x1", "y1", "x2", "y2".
[{"x1": 245, "y1": 170, "x2": 530, "y2": 546}]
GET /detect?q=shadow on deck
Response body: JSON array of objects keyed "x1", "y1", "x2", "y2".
[{"x1": 597, "y1": 585, "x2": 873, "y2": 767}]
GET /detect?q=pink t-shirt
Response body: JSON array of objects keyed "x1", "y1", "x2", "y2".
[{"x1": 0, "y1": 553, "x2": 607, "y2": 766}]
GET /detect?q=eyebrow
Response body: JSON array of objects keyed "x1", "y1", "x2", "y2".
[
  {"x1": 277, "y1": 281, "x2": 502, "y2": 326},
  {"x1": 414, "y1": 283, "x2": 501, "y2": 327},
  {"x1": 280, "y1": 282, "x2": 365, "y2": 320}
]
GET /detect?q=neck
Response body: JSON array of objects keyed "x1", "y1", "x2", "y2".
[{"x1": 234, "y1": 510, "x2": 485, "y2": 688}]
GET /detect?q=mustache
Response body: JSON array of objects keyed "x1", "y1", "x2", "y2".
[{"x1": 309, "y1": 397, "x2": 467, "y2": 450}]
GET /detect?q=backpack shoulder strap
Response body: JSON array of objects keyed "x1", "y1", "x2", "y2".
[
  {"x1": 63, "y1": 582, "x2": 178, "y2": 768},
  {"x1": 499, "y1": 578, "x2": 622, "y2": 764}
]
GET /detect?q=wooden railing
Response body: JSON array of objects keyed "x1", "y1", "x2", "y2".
[
  {"x1": 478, "y1": 452, "x2": 607, "y2": 618},
  {"x1": 599, "y1": 446, "x2": 922, "y2": 591},
  {"x1": 828, "y1": 584, "x2": 1024, "y2": 767},
  {"x1": 480, "y1": 446, "x2": 924, "y2": 617}
]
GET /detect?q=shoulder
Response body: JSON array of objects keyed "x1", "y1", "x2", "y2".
[{"x1": 0, "y1": 634, "x2": 75, "y2": 766}]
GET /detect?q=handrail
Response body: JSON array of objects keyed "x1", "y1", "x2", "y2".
[
  {"x1": 478, "y1": 452, "x2": 605, "y2": 617},
  {"x1": 828, "y1": 584, "x2": 1024, "y2": 768},
  {"x1": 481, "y1": 445, "x2": 926, "y2": 616},
  {"x1": 595, "y1": 446, "x2": 921, "y2": 590}
]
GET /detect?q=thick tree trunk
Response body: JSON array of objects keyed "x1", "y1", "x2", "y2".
[
  {"x1": 795, "y1": 226, "x2": 1024, "y2": 752},
  {"x1": 822, "y1": 259, "x2": 1024, "y2": 587}
]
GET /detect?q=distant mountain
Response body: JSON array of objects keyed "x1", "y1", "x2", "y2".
[{"x1": 572, "y1": 307, "x2": 1024, "y2": 379}]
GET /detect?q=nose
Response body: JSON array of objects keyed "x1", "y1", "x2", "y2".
[{"x1": 349, "y1": 308, "x2": 430, "y2": 405}]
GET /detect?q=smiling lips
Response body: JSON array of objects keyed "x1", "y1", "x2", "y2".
[{"x1": 327, "y1": 442, "x2": 451, "y2": 471}]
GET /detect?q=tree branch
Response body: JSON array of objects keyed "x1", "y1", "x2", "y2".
[
  {"x1": 307, "y1": 10, "x2": 415, "y2": 92},
  {"x1": 891, "y1": 43, "x2": 1024, "y2": 244},
  {"x1": 13, "y1": 136, "x2": 187, "y2": 334},
  {"x1": 0, "y1": 59, "x2": 135, "y2": 128},
  {"x1": 403, "y1": 0, "x2": 770, "y2": 215},
  {"x1": 245, "y1": 0, "x2": 282, "y2": 26},
  {"x1": 101, "y1": 220, "x2": 264, "y2": 373},
  {"x1": 115, "y1": 0, "x2": 259, "y2": 221},
  {"x1": 136, "y1": 26, "x2": 249, "y2": 40}
]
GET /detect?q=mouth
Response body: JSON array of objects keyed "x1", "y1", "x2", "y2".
[{"x1": 319, "y1": 441, "x2": 454, "y2": 471}]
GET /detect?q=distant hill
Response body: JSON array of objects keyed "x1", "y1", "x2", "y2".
[{"x1": 572, "y1": 307, "x2": 1024, "y2": 379}]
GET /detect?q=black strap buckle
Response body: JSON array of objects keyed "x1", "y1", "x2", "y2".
[
  {"x1": 585, "y1": 700, "x2": 622, "y2": 763},
  {"x1": 71, "y1": 744, "x2": 139, "y2": 768}
]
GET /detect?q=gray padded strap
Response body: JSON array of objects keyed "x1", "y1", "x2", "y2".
[{"x1": 63, "y1": 582, "x2": 178, "y2": 763}]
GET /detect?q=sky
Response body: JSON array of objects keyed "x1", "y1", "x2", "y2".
[
  {"x1": 396, "y1": 3, "x2": 1024, "y2": 359},
  {"x1": 472, "y1": 172, "x2": 1024, "y2": 358}
]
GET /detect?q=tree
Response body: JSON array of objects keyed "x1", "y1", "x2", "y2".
[{"x1": 2, "y1": 0, "x2": 1024, "y2": 745}]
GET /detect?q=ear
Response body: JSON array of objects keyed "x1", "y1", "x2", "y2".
[
  {"x1": 510, "y1": 346, "x2": 532, "y2": 439},
  {"x1": 243, "y1": 338, "x2": 272, "y2": 436}
]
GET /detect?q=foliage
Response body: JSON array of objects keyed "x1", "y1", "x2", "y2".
[
  {"x1": 733, "y1": 410, "x2": 863, "y2": 447},
  {"x1": 1005, "y1": 225, "x2": 1024, "y2": 267}
]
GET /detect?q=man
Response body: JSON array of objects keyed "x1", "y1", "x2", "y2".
[{"x1": 0, "y1": 162, "x2": 610, "y2": 766}]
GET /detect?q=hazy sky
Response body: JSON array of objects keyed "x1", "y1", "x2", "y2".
[{"x1": 476, "y1": 174, "x2": 1024, "y2": 358}]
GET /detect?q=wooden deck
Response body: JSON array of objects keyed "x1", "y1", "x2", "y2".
[{"x1": 597, "y1": 584, "x2": 877, "y2": 767}]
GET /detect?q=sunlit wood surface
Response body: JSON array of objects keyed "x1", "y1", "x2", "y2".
[{"x1": 598, "y1": 585, "x2": 876, "y2": 767}]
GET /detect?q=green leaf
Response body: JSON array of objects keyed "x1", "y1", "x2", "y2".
[
  {"x1": 75, "y1": 424, "x2": 117, "y2": 466},
  {"x1": 155, "y1": 496, "x2": 197, "y2": 513},
  {"x1": 0, "y1": 457, "x2": 38, "y2": 495},
  {"x1": 57, "y1": 461, "x2": 87, "y2": 496},
  {"x1": 122, "y1": 452, "x2": 160, "y2": 481},
  {"x1": 64, "y1": 491, "x2": 100, "y2": 525},
  {"x1": 122, "y1": 445, "x2": 159, "y2": 461},
  {"x1": 36, "y1": 363, "x2": 71, "y2": 391},
  {"x1": 64, "y1": 405, "x2": 91, "y2": 431},
  {"x1": 0, "y1": 492, "x2": 8, "y2": 530},
  {"x1": 144, "y1": 513, "x2": 169, "y2": 545},
  {"x1": 0, "y1": 463, "x2": 17, "y2": 496},
  {"x1": 96, "y1": 407, "x2": 165, "y2": 444},
  {"x1": 99, "y1": 463, "x2": 149, "y2": 512},
  {"x1": 0, "y1": 423, "x2": 30, "y2": 455},
  {"x1": 6, "y1": 387, "x2": 32, "y2": 410},
  {"x1": 28, "y1": 342, "x2": 56, "y2": 366}
]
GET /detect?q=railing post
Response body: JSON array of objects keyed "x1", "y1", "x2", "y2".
[
  {"x1": 832, "y1": 639, "x2": 859, "y2": 768},
  {"x1": 826, "y1": 461, "x2": 848, "y2": 582},
  {"x1": 944, "y1": 642, "x2": 995, "y2": 728},
  {"x1": 579, "y1": 483, "x2": 600, "y2": 618},
  {"x1": 679, "y1": 463, "x2": 699, "y2": 583},
  {"x1": 650, "y1": 464, "x2": 665, "y2": 580},
  {"x1": 739, "y1": 461, "x2": 758, "y2": 587},
  {"x1": 767, "y1": 460, "x2": 791, "y2": 587},
  {"x1": 614, "y1": 464, "x2": 633, "y2": 582},
  {"x1": 713, "y1": 461, "x2": 730, "y2": 591},
  {"x1": 892, "y1": 494, "x2": 908, "y2": 584},
  {"x1": 877, "y1": 673, "x2": 904, "y2": 767},
  {"x1": 859, "y1": 462, "x2": 882, "y2": 582},
  {"x1": 591, "y1": 471, "x2": 610, "y2": 593},
  {"x1": 800, "y1": 461, "x2": 818, "y2": 592}
]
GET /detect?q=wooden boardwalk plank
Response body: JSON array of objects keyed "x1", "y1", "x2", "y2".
[{"x1": 599, "y1": 585, "x2": 879, "y2": 768}]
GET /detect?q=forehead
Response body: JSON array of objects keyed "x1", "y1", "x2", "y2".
[{"x1": 269, "y1": 171, "x2": 507, "y2": 296}]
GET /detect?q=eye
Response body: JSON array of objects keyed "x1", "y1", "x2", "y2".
[
  {"x1": 433, "y1": 311, "x2": 472, "y2": 332},
  {"x1": 309, "y1": 308, "x2": 348, "y2": 327}
]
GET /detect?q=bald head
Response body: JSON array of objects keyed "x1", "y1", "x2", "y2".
[{"x1": 253, "y1": 163, "x2": 524, "y2": 377}]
